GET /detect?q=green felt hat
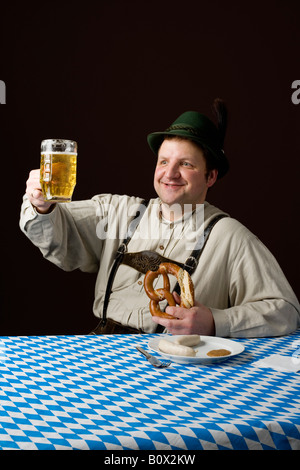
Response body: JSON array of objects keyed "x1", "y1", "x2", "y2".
[{"x1": 147, "y1": 110, "x2": 229, "y2": 179}]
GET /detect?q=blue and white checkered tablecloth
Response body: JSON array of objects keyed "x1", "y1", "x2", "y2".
[{"x1": 0, "y1": 330, "x2": 299, "y2": 450}]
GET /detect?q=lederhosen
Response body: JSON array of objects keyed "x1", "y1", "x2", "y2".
[{"x1": 90, "y1": 200, "x2": 227, "y2": 334}]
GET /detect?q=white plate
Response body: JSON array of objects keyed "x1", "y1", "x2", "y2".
[{"x1": 148, "y1": 335, "x2": 245, "y2": 364}]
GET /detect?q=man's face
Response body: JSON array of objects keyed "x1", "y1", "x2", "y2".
[{"x1": 154, "y1": 138, "x2": 217, "y2": 212}]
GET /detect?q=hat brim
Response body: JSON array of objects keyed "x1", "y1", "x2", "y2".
[{"x1": 147, "y1": 131, "x2": 229, "y2": 179}]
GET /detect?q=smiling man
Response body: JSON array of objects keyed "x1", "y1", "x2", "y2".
[{"x1": 20, "y1": 100, "x2": 300, "y2": 337}]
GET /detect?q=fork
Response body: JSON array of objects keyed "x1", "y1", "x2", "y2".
[{"x1": 136, "y1": 346, "x2": 171, "y2": 368}]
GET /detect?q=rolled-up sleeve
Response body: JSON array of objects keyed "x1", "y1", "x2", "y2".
[{"x1": 19, "y1": 194, "x2": 103, "y2": 273}]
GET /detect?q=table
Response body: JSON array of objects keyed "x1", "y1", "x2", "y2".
[{"x1": 0, "y1": 330, "x2": 299, "y2": 451}]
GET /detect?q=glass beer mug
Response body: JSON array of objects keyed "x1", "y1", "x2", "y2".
[{"x1": 40, "y1": 139, "x2": 77, "y2": 202}]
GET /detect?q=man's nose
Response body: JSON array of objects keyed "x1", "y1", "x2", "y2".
[{"x1": 165, "y1": 163, "x2": 180, "y2": 179}]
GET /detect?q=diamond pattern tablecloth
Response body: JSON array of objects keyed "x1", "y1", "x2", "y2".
[{"x1": 0, "y1": 330, "x2": 299, "y2": 450}]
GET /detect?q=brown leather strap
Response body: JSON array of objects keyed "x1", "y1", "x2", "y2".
[
  {"x1": 90, "y1": 200, "x2": 150, "y2": 335},
  {"x1": 100, "y1": 200, "x2": 150, "y2": 328}
]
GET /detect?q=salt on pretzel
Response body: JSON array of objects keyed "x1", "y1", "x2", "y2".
[{"x1": 144, "y1": 262, "x2": 195, "y2": 318}]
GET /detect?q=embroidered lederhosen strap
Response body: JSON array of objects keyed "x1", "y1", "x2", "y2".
[{"x1": 95, "y1": 200, "x2": 150, "y2": 331}]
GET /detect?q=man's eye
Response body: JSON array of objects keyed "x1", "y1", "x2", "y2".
[{"x1": 182, "y1": 161, "x2": 192, "y2": 167}]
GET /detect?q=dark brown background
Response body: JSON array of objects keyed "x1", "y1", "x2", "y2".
[{"x1": 0, "y1": 0, "x2": 299, "y2": 335}]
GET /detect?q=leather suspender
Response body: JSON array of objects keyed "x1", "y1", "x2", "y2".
[
  {"x1": 172, "y1": 214, "x2": 228, "y2": 296},
  {"x1": 100, "y1": 202, "x2": 228, "y2": 328},
  {"x1": 99, "y1": 200, "x2": 150, "y2": 327}
]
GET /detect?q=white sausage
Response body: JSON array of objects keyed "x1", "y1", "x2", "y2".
[
  {"x1": 174, "y1": 335, "x2": 200, "y2": 346},
  {"x1": 158, "y1": 338, "x2": 196, "y2": 357}
]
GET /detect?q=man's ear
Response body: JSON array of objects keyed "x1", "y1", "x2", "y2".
[{"x1": 207, "y1": 169, "x2": 218, "y2": 188}]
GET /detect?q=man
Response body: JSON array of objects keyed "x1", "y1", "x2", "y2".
[{"x1": 20, "y1": 101, "x2": 300, "y2": 337}]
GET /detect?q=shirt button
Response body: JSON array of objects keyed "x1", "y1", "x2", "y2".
[
  {"x1": 159, "y1": 245, "x2": 164, "y2": 250},
  {"x1": 138, "y1": 281, "x2": 143, "y2": 285}
]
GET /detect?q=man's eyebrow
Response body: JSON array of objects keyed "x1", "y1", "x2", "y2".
[{"x1": 158, "y1": 155, "x2": 195, "y2": 160}]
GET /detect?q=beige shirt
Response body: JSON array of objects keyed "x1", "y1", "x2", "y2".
[{"x1": 20, "y1": 193, "x2": 300, "y2": 337}]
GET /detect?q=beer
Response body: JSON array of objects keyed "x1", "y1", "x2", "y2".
[{"x1": 40, "y1": 139, "x2": 77, "y2": 202}]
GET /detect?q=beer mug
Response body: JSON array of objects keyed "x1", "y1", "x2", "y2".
[{"x1": 40, "y1": 139, "x2": 77, "y2": 202}]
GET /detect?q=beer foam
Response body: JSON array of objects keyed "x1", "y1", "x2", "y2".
[{"x1": 42, "y1": 151, "x2": 77, "y2": 155}]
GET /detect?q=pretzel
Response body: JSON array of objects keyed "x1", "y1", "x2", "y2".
[{"x1": 144, "y1": 262, "x2": 194, "y2": 318}]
